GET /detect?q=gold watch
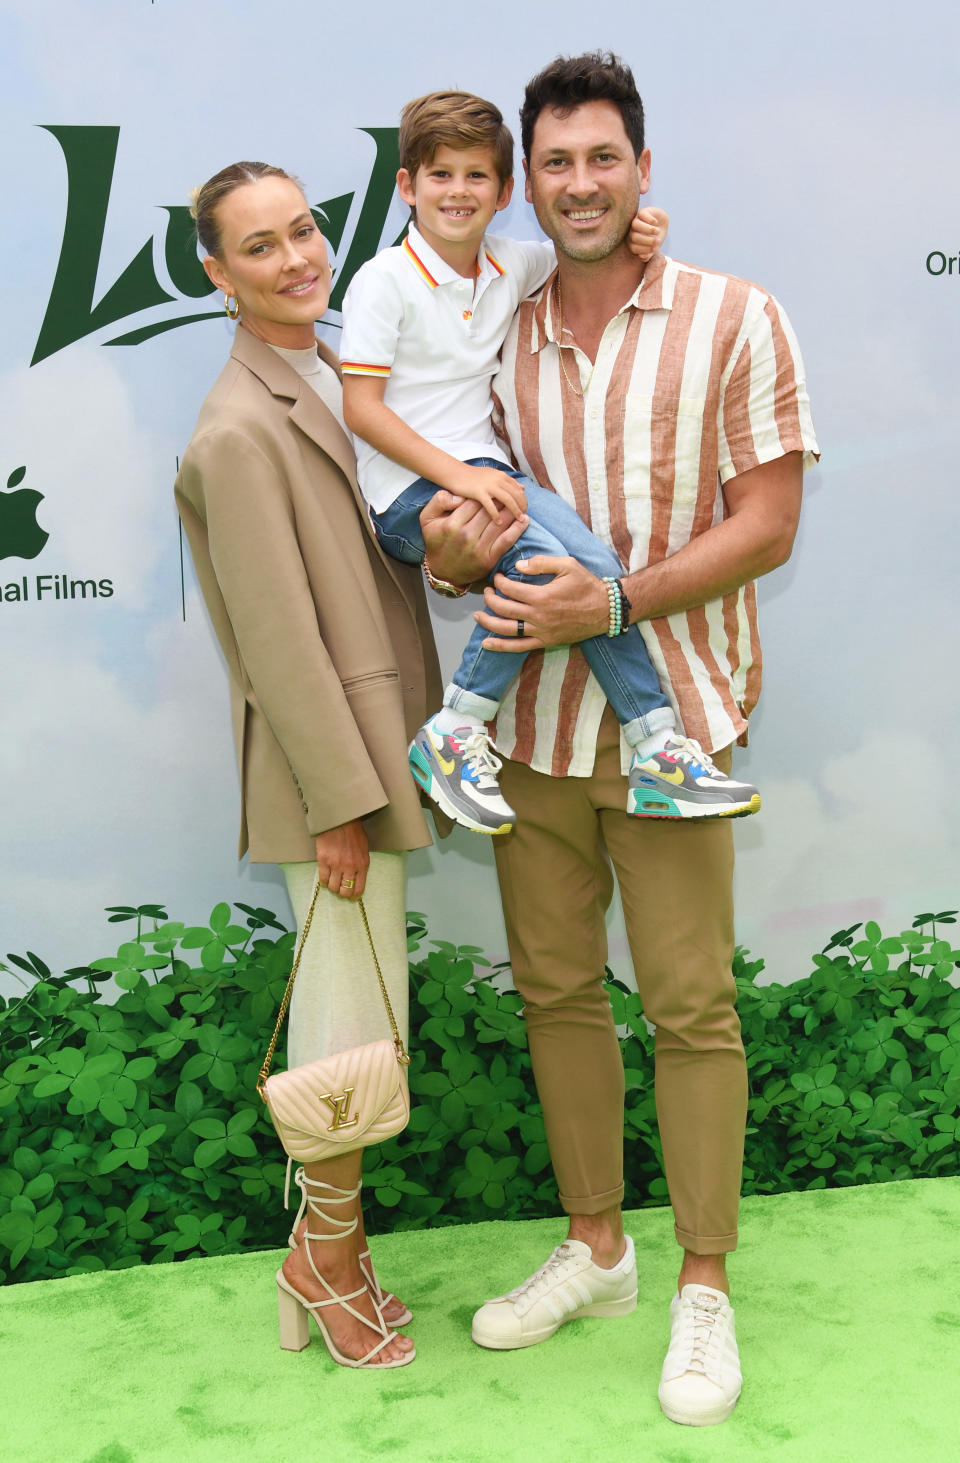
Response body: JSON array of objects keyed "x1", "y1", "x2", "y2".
[{"x1": 423, "y1": 560, "x2": 470, "y2": 598}]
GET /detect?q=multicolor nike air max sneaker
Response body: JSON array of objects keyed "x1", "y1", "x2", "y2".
[
  {"x1": 409, "y1": 715, "x2": 515, "y2": 834},
  {"x1": 627, "y1": 735, "x2": 761, "y2": 820}
]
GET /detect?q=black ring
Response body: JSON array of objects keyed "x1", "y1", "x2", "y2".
[{"x1": 517, "y1": 619, "x2": 525, "y2": 637}]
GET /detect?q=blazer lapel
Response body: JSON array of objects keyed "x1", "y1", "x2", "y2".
[
  {"x1": 229, "y1": 328, "x2": 356, "y2": 486},
  {"x1": 288, "y1": 388, "x2": 360, "y2": 498},
  {"x1": 228, "y1": 327, "x2": 421, "y2": 618}
]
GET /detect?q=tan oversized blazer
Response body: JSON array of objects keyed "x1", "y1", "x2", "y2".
[{"x1": 175, "y1": 327, "x2": 443, "y2": 863}]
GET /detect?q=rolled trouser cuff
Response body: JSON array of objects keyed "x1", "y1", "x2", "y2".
[
  {"x1": 622, "y1": 706, "x2": 677, "y2": 747},
  {"x1": 559, "y1": 1182, "x2": 625, "y2": 1216},
  {"x1": 674, "y1": 1224, "x2": 738, "y2": 1255},
  {"x1": 443, "y1": 682, "x2": 500, "y2": 722}
]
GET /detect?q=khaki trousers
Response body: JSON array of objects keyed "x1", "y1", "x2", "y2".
[{"x1": 494, "y1": 709, "x2": 746, "y2": 1254}]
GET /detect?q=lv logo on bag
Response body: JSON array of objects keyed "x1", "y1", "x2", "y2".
[
  {"x1": 258, "y1": 893, "x2": 410, "y2": 1162},
  {"x1": 321, "y1": 1088, "x2": 360, "y2": 1131}
]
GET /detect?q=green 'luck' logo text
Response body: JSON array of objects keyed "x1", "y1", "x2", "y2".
[{"x1": 32, "y1": 125, "x2": 403, "y2": 366}]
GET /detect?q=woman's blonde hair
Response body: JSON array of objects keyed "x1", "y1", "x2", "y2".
[{"x1": 189, "y1": 161, "x2": 306, "y2": 257}]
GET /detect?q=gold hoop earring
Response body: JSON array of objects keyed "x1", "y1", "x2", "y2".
[{"x1": 224, "y1": 294, "x2": 240, "y2": 320}]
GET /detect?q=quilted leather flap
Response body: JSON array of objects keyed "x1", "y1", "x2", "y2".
[{"x1": 263, "y1": 1038, "x2": 407, "y2": 1146}]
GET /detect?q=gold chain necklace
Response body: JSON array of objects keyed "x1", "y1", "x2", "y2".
[{"x1": 554, "y1": 276, "x2": 594, "y2": 398}]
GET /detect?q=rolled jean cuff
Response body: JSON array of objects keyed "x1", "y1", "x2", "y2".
[
  {"x1": 622, "y1": 706, "x2": 677, "y2": 748},
  {"x1": 674, "y1": 1224, "x2": 738, "y2": 1255},
  {"x1": 559, "y1": 1181, "x2": 625, "y2": 1216},
  {"x1": 443, "y1": 682, "x2": 500, "y2": 722}
]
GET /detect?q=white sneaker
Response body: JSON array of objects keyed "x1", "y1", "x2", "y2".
[
  {"x1": 658, "y1": 1283, "x2": 742, "y2": 1426},
  {"x1": 471, "y1": 1237, "x2": 637, "y2": 1350}
]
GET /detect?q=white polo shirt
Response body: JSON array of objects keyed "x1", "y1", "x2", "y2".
[{"x1": 340, "y1": 225, "x2": 555, "y2": 512}]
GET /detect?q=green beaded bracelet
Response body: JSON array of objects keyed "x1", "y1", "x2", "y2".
[{"x1": 603, "y1": 576, "x2": 622, "y2": 637}]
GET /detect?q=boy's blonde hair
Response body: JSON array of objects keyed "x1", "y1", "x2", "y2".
[{"x1": 398, "y1": 91, "x2": 515, "y2": 186}]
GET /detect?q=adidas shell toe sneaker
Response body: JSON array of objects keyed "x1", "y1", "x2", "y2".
[
  {"x1": 472, "y1": 1238, "x2": 638, "y2": 1350},
  {"x1": 659, "y1": 1283, "x2": 742, "y2": 1426}
]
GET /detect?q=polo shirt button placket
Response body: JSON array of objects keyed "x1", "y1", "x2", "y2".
[{"x1": 455, "y1": 279, "x2": 474, "y2": 327}]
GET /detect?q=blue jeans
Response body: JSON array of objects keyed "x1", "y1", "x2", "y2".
[{"x1": 371, "y1": 459, "x2": 675, "y2": 744}]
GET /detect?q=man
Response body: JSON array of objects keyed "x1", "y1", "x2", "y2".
[{"x1": 426, "y1": 51, "x2": 818, "y2": 1426}]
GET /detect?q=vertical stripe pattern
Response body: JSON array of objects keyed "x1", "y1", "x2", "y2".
[{"x1": 490, "y1": 254, "x2": 819, "y2": 774}]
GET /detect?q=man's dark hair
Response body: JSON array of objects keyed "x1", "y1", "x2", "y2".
[{"x1": 520, "y1": 51, "x2": 645, "y2": 161}]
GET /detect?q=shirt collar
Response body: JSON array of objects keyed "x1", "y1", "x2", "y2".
[
  {"x1": 529, "y1": 250, "x2": 676, "y2": 354},
  {"x1": 403, "y1": 224, "x2": 507, "y2": 290}
]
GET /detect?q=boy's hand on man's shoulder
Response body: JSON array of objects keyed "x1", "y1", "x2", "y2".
[{"x1": 628, "y1": 206, "x2": 669, "y2": 262}]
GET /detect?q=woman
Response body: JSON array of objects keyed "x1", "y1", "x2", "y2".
[{"x1": 175, "y1": 162, "x2": 447, "y2": 1369}]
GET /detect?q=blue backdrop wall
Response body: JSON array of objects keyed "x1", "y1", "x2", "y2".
[{"x1": 1, "y1": 0, "x2": 958, "y2": 991}]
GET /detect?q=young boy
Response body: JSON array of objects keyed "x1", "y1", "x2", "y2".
[{"x1": 341, "y1": 90, "x2": 760, "y2": 834}]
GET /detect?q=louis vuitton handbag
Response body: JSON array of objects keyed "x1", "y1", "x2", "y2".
[{"x1": 256, "y1": 880, "x2": 411, "y2": 1162}]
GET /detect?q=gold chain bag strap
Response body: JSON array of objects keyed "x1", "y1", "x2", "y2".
[{"x1": 256, "y1": 881, "x2": 411, "y2": 1162}]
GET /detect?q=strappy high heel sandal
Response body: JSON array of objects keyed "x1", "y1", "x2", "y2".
[
  {"x1": 286, "y1": 1163, "x2": 413, "y2": 1326},
  {"x1": 359, "y1": 1246, "x2": 413, "y2": 1328},
  {"x1": 277, "y1": 1169, "x2": 415, "y2": 1369}
]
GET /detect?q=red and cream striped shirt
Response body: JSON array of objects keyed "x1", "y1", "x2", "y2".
[{"x1": 490, "y1": 251, "x2": 820, "y2": 776}]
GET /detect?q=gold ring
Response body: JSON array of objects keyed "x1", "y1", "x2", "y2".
[{"x1": 341, "y1": 877, "x2": 355, "y2": 889}]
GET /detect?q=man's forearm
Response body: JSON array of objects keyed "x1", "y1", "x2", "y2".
[
  {"x1": 475, "y1": 452, "x2": 804, "y2": 650},
  {"x1": 519, "y1": 512, "x2": 792, "y2": 644},
  {"x1": 624, "y1": 483, "x2": 800, "y2": 623}
]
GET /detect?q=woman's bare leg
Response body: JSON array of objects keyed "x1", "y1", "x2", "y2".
[{"x1": 281, "y1": 1153, "x2": 413, "y2": 1363}]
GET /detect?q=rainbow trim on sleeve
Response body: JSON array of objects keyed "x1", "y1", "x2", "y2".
[
  {"x1": 402, "y1": 236, "x2": 439, "y2": 287},
  {"x1": 340, "y1": 362, "x2": 391, "y2": 377}
]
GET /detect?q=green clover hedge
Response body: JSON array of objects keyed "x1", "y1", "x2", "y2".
[{"x1": 0, "y1": 903, "x2": 957, "y2": 1284}]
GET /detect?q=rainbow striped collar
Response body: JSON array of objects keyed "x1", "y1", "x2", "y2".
[
  {"x1": 402, "y1": 234, "x2": 441, "y2": 287},
  {"x1": 402, "y1": 230, "x2": 506, "y2": 289}
]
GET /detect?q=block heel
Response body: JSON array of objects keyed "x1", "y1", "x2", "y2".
[{"x1": 277, "y1": 1273, "x2": 311, "y2": 1351}]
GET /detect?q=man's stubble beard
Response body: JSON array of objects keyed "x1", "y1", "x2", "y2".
[
  {"x1": 554, "y1": 228, "x2": 632, "y2": 264},
  {"x1": 534, "y1": 186, "x2": 641, "y2": 267}
]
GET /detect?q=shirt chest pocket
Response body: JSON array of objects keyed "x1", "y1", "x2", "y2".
[{"x1": 621, "y1": 395, "x2": 707, "y2": 502}]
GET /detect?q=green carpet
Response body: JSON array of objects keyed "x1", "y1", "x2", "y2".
[{"x1": 2, "y1": 1178, "x2": 958, "y2": 1463}]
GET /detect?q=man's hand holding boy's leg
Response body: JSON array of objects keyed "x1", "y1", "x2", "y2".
[{"x1": 419, "y1": 490, "x2": 526, "y2": 590}]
